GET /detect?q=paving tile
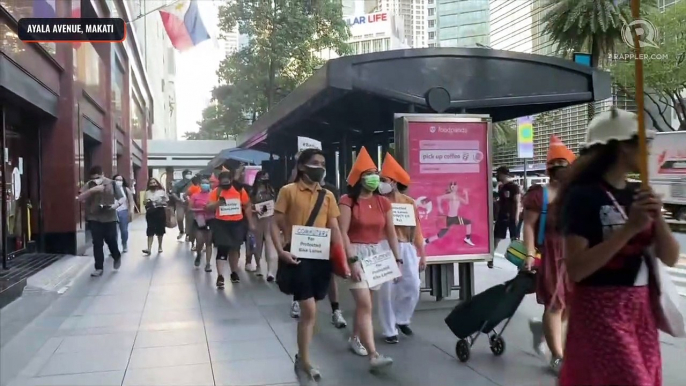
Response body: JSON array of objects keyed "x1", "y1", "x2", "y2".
[
  {"x1": 38, "y1": 348, "x2": 131, "y2": 376},
  {"x1": 205, "y1": 323, "x2": 276, "y2": 343},
  {"x1": 128, "y1": 343, "x2": 210, "y2": 369},
  {"x1": 17, "y1": 370, "x2": 125, "y2": 386},
  {"x1": 134, "y1": 327, "x2": 207, "y2": 348},
  {"x1": 213, "y1": 357, "x2": 298, "y2": 386},
  {"x1": 140, "y1": 308, "x2": 203, "y2": 325},
  {"x1": 55, "y1": 332, "x2": 136, "y2": 353},
  {"x1": 208, "y1": 337, "x2": 289, "y2": 362},
  {"x1": 123, "y1": 362, "x2": 214, "y2": 386}
]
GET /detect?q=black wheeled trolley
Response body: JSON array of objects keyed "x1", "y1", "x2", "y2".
[{"x1": 444, "y1": 271, "x2": 535, "y2": 362}]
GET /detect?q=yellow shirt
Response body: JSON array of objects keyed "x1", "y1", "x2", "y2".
[
  {"x1": 274, "y1": 181, "x2": 340, "y2": 243},
  {"x1": 387, "y1": 193, "x2": 424, "y2": 244}
]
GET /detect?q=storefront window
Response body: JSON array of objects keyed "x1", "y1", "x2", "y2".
[
  {"x1": 112, "y1": 61, "x2": 124, "y2": 129},
  {"x1": 131, "y1": 98, "x2": 145, "y2": 140},
  {"x1": 75, "y1": 43, "x2": 106, "y2": 107}
]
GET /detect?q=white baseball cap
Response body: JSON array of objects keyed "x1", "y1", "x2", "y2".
[{"x1": 582, "y1": 108, "x2": 655, "y2": 149}]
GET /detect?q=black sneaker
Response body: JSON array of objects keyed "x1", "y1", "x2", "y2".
[
  {"x1": 384, "y1": 335, "x2": 399, "y2": 344},
  {"x1": 216, "y1": 275, "x2": 225, "y2": 289},
  {"x1": 194, "y1": 255, "x2": 201, "y2": 267},
  {"x1": 113, "y1": 257, "x2": 121, "y2": 270},
  {"x1": 397, "y1": 325, "x2": 413, "y2": 336},
  {"x1": 230, "y1": 272, "x2": 240, "y2": 283},
  {"x1": 266, "y1": 275, "x2": 275, "y2": 282},
  {"x1": 487, "y1": 261, "x2": 494, "y2": 269}
]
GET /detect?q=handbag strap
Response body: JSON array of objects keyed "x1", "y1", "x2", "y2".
[
  {"x1": 305, "y1": 189, "x2": 327, "y2": 227},
  {"x1": 537, "y1": 187, "x2": 548, "y2": 246},
  {"x1": 603, "y1": 188, "x2": 628, "y2": 220}
]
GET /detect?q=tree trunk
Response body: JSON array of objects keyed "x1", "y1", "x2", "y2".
[{"x1": 267, "y1": 57, "x2": 275, "y2": 110}]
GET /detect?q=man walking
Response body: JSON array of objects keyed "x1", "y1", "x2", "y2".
[
  {"x1": 491, "y1": 166, "x2": 521, "y2": 268},
  {"x1": 172, "y1": 169, "x2": 194, "y2": 240},
  {"x1": 78, "y1": 166, "x2": 122, "y2": 276}
]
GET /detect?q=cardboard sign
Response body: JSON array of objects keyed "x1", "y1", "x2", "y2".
[
  {"x1": 256, "y1": 200, "x2": 274, "y2": 219},
  {"x1": 290, "y1": 225, "x2": 331, "y2": 260},
  {"x1": 298, "y1": 136, "x2": 322, "y2": 152},
  {"x1": 218, "y1": 199, "x2": 241, "y2": 216},
  {"x1": 360, "y1": 250, "x2": 402, "y2": 288},
  {"x1": 392, "y1": 203, "x2": 416, "y2": 226}
]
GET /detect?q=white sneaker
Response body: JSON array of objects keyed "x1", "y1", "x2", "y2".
[
  {"x1": 550, "y1": 357, "x2": 563, "y2": 374},
  {"x1": 369, "y1": 353, "x2": 393, "y2": 371},
  {"x1": 331, "y1": 310, "x2": 347, "y2": 329},
  {"x1": 349, "y1": 336, "x2": 368, "y2": 356},
  {"x1": 290, "y1": 301, "x2": 301, "y2": 318},
  {"x1": 90, "y1": 269, "x2": 103, "y2": 277},
  {"x1": 464, "y1": 237, "x2": 475, "y2": 246},
  {"x1": 529, "y1": 318, "x2": 547, "y2": 357}
]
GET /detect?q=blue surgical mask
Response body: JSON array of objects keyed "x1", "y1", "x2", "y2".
[{"x1": 201, "y1": 183, "x2": 210, "y2": 192}]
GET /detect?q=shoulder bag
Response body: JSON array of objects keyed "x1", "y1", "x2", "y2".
[
  {"x1": 277, "y1": 189, "x2": 327, "y2": 295},
  {"x1": 505, "y1": 187, "x2": 547, "y2": 269}
]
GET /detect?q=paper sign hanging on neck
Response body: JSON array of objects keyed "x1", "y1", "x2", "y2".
[
  {"x1": 392, "y1": 203, "x2": 416, "y2": 226},
  {"x1": 298, "y1": 136, "x2": 322, "y2": 152}
]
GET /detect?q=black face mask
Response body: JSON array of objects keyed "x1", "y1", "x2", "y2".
[
  {"x1": 220, "y1": 182, "x2": 232, "y2": 189},
  {"x1": 548, "y1": 165, "x2": 566, "y2": 181},
  {"x1": 303, "y1": 166, "x2": 325, "y2": 182}
]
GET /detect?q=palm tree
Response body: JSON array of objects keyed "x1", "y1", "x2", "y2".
[
  {"x1": 493, "y1": 120, "x2": 517, "y2": 146},
  {"x1": 543, "y1": 0, "x2": 655, "y2": 121}
]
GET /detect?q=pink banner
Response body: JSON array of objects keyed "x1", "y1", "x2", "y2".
[{"x1": 407, "y1": 121, "x2": 491, "y2": 258}]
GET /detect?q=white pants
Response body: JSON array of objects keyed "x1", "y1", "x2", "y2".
[{"x1": 378, "y1": 242, "x2": 421, "y2": 338}]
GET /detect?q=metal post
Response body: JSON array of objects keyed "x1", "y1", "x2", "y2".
[
  {"x1": 523, "y1": 160, "x2": 528, "y2": 190},
  {"x1": 340, "y1": 133, "x2": 348, "y2": 194},
  {"x1": 37, "y1": 124, "x2": 44, "y2": 252},
  {"x1": 1, "y1": 106, "x2": 7, "y2": 269},
  {"x1": 458, "y1": 263, "x2": 475, "y2": 301}
]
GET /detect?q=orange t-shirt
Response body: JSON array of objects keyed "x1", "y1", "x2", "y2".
[
  {"x1": 209, "y1": 186, "x2": 250, "y2": 221},
  {"x1": 340, "y1": 194, "x2": 392, "y2": 244},
  {"x1": 187, "y1": 185, "x2": 201, "y2": 197}
]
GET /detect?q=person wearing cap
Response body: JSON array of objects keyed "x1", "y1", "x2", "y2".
[
  {"x1": 339, "y1": 147, "x2": 400, "y2": 370},
  {"x1": 270, "y1": 148, "x2": 346, "y2": 381},
  {"x1": 557, "y1": 108, "x2": 680, "y2": 385},
  {"x1": 286, "y1": 150, "x2": 348, "y2": 330},
  {"x1": 492, "y1": 166, "x2": 521, "y2": 268},
  {"x1": 172, "y1": 169, "x2": 195, "y2": 240},
  {"x1": 522, "y1": 135, "x2": 576, "y2": 373},
  {"x1": 377, "y1": 153, "x2": 426, "y2": 344}
]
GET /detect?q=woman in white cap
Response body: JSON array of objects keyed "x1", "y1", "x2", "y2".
[{"x1": 557, "y1": 108, "x2": 680, "y2": 385}]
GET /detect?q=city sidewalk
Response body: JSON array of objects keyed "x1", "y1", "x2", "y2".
[{"x1": 1, "y1": 217, "x2": 684, "y2": 386}]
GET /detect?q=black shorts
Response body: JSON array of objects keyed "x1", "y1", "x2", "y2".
[
  {"x1": 494, "y1": 215, "x2": 518, "y2": 240},
  {"x1": 145, "y1": 207, "x2": 166, "y2": 237},
  {"x1": 278, "y1": 258, "x2": 332, "y2": 302},
  {"x1": 447, "y1": 216, "x2": 471, "y2": 226},
  {"x1": 211, "y1": 219, "x2": 247, "y2": 251}
]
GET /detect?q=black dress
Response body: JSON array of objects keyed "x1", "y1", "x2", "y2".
[{"x1": 146, "y1": 206, "x2": 166, "y2": 237}]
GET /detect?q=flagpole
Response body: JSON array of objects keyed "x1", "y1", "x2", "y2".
[
  {"x1": 630, "y1": 0, "x2": 649, "y2": 187},
  {"x1": 125, "y1": 0, "x2": 183, "y2": 24}
]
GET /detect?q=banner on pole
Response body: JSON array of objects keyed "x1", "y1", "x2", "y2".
[{"x1": 517, "y1": 116, "x2": 534, "y2": 159}]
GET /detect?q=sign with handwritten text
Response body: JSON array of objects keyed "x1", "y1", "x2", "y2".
[
  {"x1": 360, "y1": 250, "x2": 402, "y2": 288},
  {"x1": 392, "y1": 203, "x2": 416, "y2": 226},
  {"x1": 290, "y1": 225, "x2": 331, "y2": 260}
]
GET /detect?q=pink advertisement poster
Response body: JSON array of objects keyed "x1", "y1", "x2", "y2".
[{"x1": 406, "y1": 121, "x2": 491, "y2": 259}]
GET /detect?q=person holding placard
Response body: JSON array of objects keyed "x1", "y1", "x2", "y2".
[
  {"x1": 377, "y1": 153, "x2": 426, "y2": 344},
  {"x1": 249, "y1": 170, "x2": 277, "y2": 280},
  {"x1": 206, "y1": 170, "x2": 255, "y2": 288},
  {"x1": 189, "y1": 176, "x2": 215, "y2": 272},
  {"x1": 338, "y1": 147, "x2": 401, "y2": 371},
  {"x1": 270, "y1": 148, "x2": 346, "y2": 381},
  {"x1": 557, "y1": 109, "x2": 680, "y2": 385}
]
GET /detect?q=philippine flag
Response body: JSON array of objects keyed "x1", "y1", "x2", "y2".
[
  {"x1": 32, "y1": 0, "x2": 56, "y2": 18},
  {"x1": 160, "y1": 0, "x2": 210, "y2": 51}
]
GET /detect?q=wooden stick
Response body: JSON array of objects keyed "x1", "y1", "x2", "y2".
[{"x1": 631, "y1": 0, "x2": 649, "y2": 187}]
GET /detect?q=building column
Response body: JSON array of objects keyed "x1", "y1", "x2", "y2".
[{"x1": 119, "y1": 54, "x2": 133, "y2": 182}]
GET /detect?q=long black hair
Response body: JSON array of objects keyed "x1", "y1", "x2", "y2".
[
  {"x1": 294, "y1": 148, "x2": 325, "y2": 183},
  {"x1": 251, "y1": 170, "x2": 275, "y2": 198},
  {"x1": 112, "y1": 174, "x2": 129, "y2": 188}
]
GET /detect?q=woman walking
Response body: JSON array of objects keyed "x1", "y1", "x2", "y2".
[
  {"x1": 271, "y1": 148, "x2": 346, "y2": 381},
  {"x1": 377, "y1": 153, "x2": 426, "y2": 344},
  {"x1": 206, "y1": 169, "x2": 254, "y2": 288},
  {"x1": 112, "y1": 174, "x2": 135, "y2": 253},
  {"x1": 249, "y1": 171, "x2": 277, "y2": 280},
  {"x1": 339, "y1": 147, "x2": 400, "y2": 370},
  {"x1": 522, "y1": 136, "x2": 575, "y2": 373},
  {"x1": 558, "y1": 108, "x2": 680, "y2": 386},
  {"x1": 189, "y1": 176, "x2": 214, "y2": 272},
  {"x1": 143, "y1": 178, "x2": 168, "y2": 255}
]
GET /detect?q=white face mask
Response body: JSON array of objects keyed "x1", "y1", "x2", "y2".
[
  {"x1": 115, "y1": 181, "x2": 123, "y2": 187},
  {"x1": 93, "y1": 177, "x2": 103, "y2": 185},
  {"x1": 378, "y1": 182, "x2": 393, "y2": 195}
]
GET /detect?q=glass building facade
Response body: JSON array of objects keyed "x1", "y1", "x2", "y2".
[{"x1": 436, "y1": 0, "x2": 490, "y2": 47}]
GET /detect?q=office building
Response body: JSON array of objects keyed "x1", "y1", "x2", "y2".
[
  {"x1": 435, "y1": 0, "x2": 490, "y2": 47},
  {"x1": 427, "y1": 0, "x2": 437, "y2": 47},
  {"x1": 377, "y1": 0, "x2": 427, "y2": 47},
  {"x1": 345, "y1": 11, "x2": 408, "y2": 54}
]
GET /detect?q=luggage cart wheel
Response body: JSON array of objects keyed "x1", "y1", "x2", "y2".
[
  {"x1": 455, "y1": 339, "x2": 470, "y2": 362},
  {"x1": 489, "y1": 336, "x2": 506, "y2": 356}
]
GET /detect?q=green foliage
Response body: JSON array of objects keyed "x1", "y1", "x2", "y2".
[
  {"x1": 493, "y1": 120, "x2": 517, "y2": 146},
  {"x1": 611, "y1": 1, "x2": 686, "y2": 130}
]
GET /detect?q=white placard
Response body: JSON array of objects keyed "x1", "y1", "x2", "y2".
[
  {"x1": 392, "y1": 203, "x2": 416, "y2": 226},
  {"x1": 12, "y1": 168, "x2": 21, "y2": 200},
  {"x1": 218, "y1": 198, "x2": 241, "y2": 216},
  {"x1": 256, "y1": 200, "x2": 274, "y2": 219},
  {"x1": 298, "y1": 136, "x2": 322, "y2": 152},
  {"x1": 360, "y1": 250, "x2": 402, "y2": 288},
  {"x1": 18, "y1": 157, "x2": 23, "y2": 174},
  {"x1": 290, "y1": 225, "x2": 331, "y2": 260}
]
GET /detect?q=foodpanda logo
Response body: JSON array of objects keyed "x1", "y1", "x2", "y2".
[
  {"x1": 435, "y1": 126, "x2": 468, "y2": 134},
  {"x1": 429, "y1": 126, "x2": 437, "y2": 133}
]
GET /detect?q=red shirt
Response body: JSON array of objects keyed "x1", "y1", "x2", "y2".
[{"x1": 340, "y1": 194, "x2": 392, "y2": 244}]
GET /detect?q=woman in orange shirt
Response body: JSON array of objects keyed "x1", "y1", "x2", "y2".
[
  {"x1": 339, "y1": 147, "x2": 401, "y2": 371},
  {"x1": 206, "y1": 170, "x2": 255, "y2": 288}
]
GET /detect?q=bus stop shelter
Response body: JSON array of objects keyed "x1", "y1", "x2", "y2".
[{"x1": 237, "y1": 48, "x2": 611, "y2": 299}]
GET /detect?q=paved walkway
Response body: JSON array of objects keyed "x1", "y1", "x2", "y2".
[{"x1": 1, "y1": 218, "x2": 684, "y2": 386}]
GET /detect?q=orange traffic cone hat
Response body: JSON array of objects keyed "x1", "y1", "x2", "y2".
[
  {"x1": 380, "y1": 153, "x2": 410, "y2": 186},
  {"x1": 547, "y1": 135, "x2": 576, "y2": 164},
  {"x1": 347, "y1": 147, "x2": 377, "y2": 186}
]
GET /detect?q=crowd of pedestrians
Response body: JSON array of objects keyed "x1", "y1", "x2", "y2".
[{"x1": 77, "y1": 108, "x2": 680, "y2": 385}]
